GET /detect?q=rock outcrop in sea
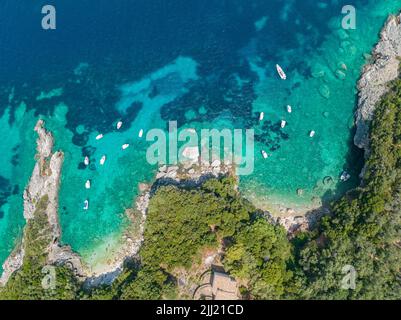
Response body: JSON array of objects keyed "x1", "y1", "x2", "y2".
[
  {"x1": 355, "y1": 13, "x2": 401, "y2": 153},
  {"x1": 1, "y1": 120, "x2": 164, "y2": 287},
  {"x1": 0, "y1": 120, "x2": 84, "y2": 285}
]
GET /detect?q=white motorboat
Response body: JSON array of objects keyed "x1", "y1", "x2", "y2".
[
  {"x1": 122, "y1": 144, "x2": 130, "y2": 150},
  {"x1": 259, "y1": 112, "x2": 265, "y2": 121},
  {"x1": 100, "y1": 155, "x2": 106, "y2": 165},
  {"x1": 85, "y1": 180, "x2": 91, "y2": 189},
  {"x1": 276, "y1": 64, "x2": 287, "y2": 80},
  {"x1": 83, "y1": 200, "x2": 89, "y2": 210},
  {"x1": 309, "y1": 130, "x2": 316, "y2": 138},
  {"x1": 116, "y1": 121, "x2": 123, "y2": 130},
  {"x1": 287, "y1": 105, "x2": 292, "y2": 113},
  {"x1": 95, "y1": 134, "x2": 104, "y2": 140},
  {"x1": 138, "y1": 129, "x2": 144, "y2": 138},
  {"x1": 261, "y1": 150, "x2": 269, "y2": 159},
  {"x1": 340, "y1": 171, "x2": 351, "y2": 182},
  {"x1": 281, "y1": 120, "x2": 287, "y2": 128},
  {"x1": 84, "y1": 156, "x2": 90, "y2": 166}
]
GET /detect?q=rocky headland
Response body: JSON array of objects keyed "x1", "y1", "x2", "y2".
[
  {"x1": 355, "y1": 13, "x2": 401, "y2": 153},
  {"x1": 284, "y1": 12, "x2": 401, "y2": 234},
  {"x1": 0, "y1": 120, "x2": 84, "y2": 285}
]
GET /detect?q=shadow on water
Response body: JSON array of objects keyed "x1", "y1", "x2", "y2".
[
  {"x1": 320, "y1": 113, "x2": 365, "y2": 210},
  {"x1": 0, "y1": 176, "x2": 13, "y2": 219}
]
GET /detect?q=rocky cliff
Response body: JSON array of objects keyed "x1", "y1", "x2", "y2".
[
  {"x1": 355, "y1": 13, "x2": 401, "y2": 152},
  {"x1": 0, "y1": 120, "x2": 84, "y2": 285}
]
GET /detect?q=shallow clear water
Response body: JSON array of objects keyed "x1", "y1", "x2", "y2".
[{"x1": 0, "y1": 0, "x2": 400, "y2": 270}]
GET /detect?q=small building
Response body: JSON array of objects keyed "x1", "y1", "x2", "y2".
[
  {"x1": 211, "y1": 271, "x2": 239, "y2": 300},
  {"x1": 193, "y1": 268, "x2": 239, "y2": 300}
]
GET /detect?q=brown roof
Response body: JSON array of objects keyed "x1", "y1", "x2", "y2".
[{"x1": 211, "y1": 272, "x2": 238, "y2": 300}]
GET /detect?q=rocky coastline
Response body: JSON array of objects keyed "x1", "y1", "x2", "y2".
[
  {"x1": 355, "y1": 13, "x2": 401, "y2": 153},
  {"x1": 282, "y1": 12, "x2": 401, "y2": 234},
  {"x1": 0, "y1": 120, "x2": 84, "y2": 285},
  {"x1": 285, "y1": 12, "x2": 401, "y2": 233},
  {"x1": 0, "y1": 120, "x2": 152, "y2": 287},
  {"x1": 0, "y1": 122, "x2": 237, "y2": 287},
  {"x1": 1, "y1": 12, "x2": 400, "y2": 289},
  {"x1": 83, "y1": 157, "x2": 236, "y2": 286}
]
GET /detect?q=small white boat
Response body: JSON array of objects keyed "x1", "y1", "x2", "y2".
[
  {"x1": 309, "y1": 130, "x2": 316, "y2": 138},
  {"x1": 95, "y1": 134, "x2": 104, "y2": 140},
  {"x1": 100, "y1": 155, "x2": 106, "y2": 166},
  {"x1": 85, "y1": 180, "x2": 91, "y2": 189},
  {"x1": 116, "y1": 121, "x2": 123, "y2": 130},
  {"x1": 84, "y1": 156, "x2": 90, "y2": 166},
  {"x1": 261, "y1": 150, "x2": 269, "y2": 159},
  {"x1": 83, "y1": 200, "x2": 89, "y2": 210},
  {"x1": 276, "y1": 64, "x2": 287, "y2": 80},
  {"x1": 138, "y1": 129, "x2": 144, "y2": 138},
  {"x1": 281, "y1": 120, "x2": 287, "y2": 128},
  {"x1": 287, "y1": 105, "x2": 292, "y2": 113},
  {"x1": 122, "y1": 144, "x2": 130, "y2": 150},
  {"x1": 259, "y1": 112, "x2": 265, "y2": 121},
  {"x1": 340, "y1": 171, "x2": 351, "y2": 182}
]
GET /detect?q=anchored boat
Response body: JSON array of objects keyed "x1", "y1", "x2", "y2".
[
  {"x1": 276, "y1": 64, "x2": 287, "y2": 80},
  {"x1": 340, "y1": 171, "x2": 351, "y2": 182},
  {"x1": 100, "y1": 155, "x2": 106, "y2": 165}
]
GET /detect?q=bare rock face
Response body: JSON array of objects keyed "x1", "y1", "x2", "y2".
[
  {"x1": 0, "y1": 248, "x2": 24, "y2": 286},
  {"x1": 23, "y1": 121, "x2": 62, "y2": 229},
  {"x1": 355, "y1": 14, "x2": 401, "y2": 152},
  {"x1": 34, "y1": 119, "x2": 54, "y2": 159}
]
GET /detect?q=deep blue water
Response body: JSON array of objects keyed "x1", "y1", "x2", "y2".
[{"x1": 1, "y1": 0, "x2": 352, "y2": 125}]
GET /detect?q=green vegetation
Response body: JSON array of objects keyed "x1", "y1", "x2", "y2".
[
  {"x1": 2, "y1": 79, "x2": 400, "y2": 301},
  {"x1": 224, "y1": 219, "x2": 293, "y2": 299},
  {"x1": 289, "y1": 79, "x2": 401, "y2": 299},
  {"x1": 0, "y1": 195, "x2": 79, "y2": 300},
  {"x1": 113, "y1": 78, "x2": 401, "y2": 300},
  {"x1": 84, "y1": 176, "x2": 292, "y2": 300}
]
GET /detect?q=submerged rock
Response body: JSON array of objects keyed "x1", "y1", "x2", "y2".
[
  {"x1": 336, "y1": 29, "x2": 349, "y2": 40},
  {"x1": 338, "y1": 62, "x2": 348, "y2": 71},
  {"x1": 311, "y1": 63, "x2": 327, "y2": 78},
  {"x1": 335, "y1": 70, "x2": 346, "y2": 80},
  {"x1": 296, "y1": 188, "x2": 304, "y2": 196},
  {"x1": 318, "y1": 84, "x2": 330, "y2": 99}
]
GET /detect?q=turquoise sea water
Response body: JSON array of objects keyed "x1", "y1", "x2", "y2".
[{"x1": 1, "y1": 0, "x2": 400, "y2": 271}]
